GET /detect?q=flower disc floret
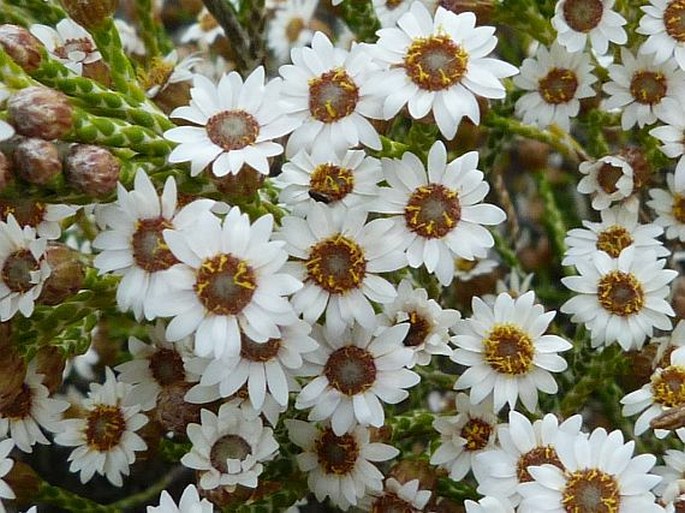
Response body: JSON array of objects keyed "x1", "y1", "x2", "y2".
[
  {"x1": 630, "y1": 71, "x2": 667, "y2": 105},
  {"x1": 2, "y1": 249, "x2": 39, "y2": 293},
  {"x1": 316, "y1": 428, "x2": 360, "y2": 474},
  {"x1": 597, "y1": 270, "x2": 645, "y2": 316},
  {"x1": 539, "y1": 68, "x2": 579, "y2": 104},
  {"x1": 595, "y1": 226, "x2": 633, "y2": 257},
  {"x1": 309, "y1": 163, "x2": 355, "y2": 202},
  {"x1": 517, "y1": 446, "x2": 563, "y2": 483},
  {"x1": 462, "y1": 418, "x2": 494, "y2": 451},
  {"x1": 665, "y1": 0, "x2": 685, "y2": 42},
  {"x1": 404, "y1": 183, "x2": 461, "y2": 239},
  {"x1": 324, "y1": 346, "x2": 377, "y2": 396},
  {"x1": 562, "y1": 0, "x2": 604, "y2": 32},
  {"x1": 305, "y1": 235, "x2": 367, "y2": 294},
  {"x1": 561, "y1": 469, "x2": 620, "y2": 513},
  {"x1": 85, "y1": 405, "x2": 126, "y2": 452},
  {"x1": 651, "y1": 366, "x2": 685, "y2": 408},
  {"x1": 308, "y1": 69, "x2": 359, "y2": 123},
  {"x1": 205, "y1": 110, "x2": 260, "y2": 151},
  {"x1": 194, "y1": 254, "x2": 257, "y2": 316},
  {"x1": 131, "y1": 217, "x2": 178, "y2": 272},
  {"x1": 483, "y1": 323, "x2": 535, "y2": 375},
  {"x1": 404, "y1": 35, "x2": 469, "y2": 91}
]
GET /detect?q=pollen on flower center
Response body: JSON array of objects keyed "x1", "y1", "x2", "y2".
[
  {"x1": 210, "y1": 434, "x2": 252, "y2": 473},
  {"x1": 538, "y1": 68, "x2": 579, "y2": 105},
  {"x1": 206, "y1": 110, "x2": 260, "y2": 151},
  {"x1": 85, "y1": 405, "x2": 127, "y2": 451},
  {"x1": 597, "y1": 162, "x2": 624, "y2": 194},
  {"x1": 0, "y1": 200, "x2": 46, "y2": 228},
  {"x1": 561, "y1": 468, "x2": 620, "y2": 513},
  {"x1": 194, "y1": 254, "x2": 257, "y2": 316},
  {"x1": 54, "y1": 37, "x2": 95, "y2": 59},
  {"x1": 630, "y1": 71, "x2": 667, "y2": 105},
  {"x1": 595, "y1": 225, "x2": 633, "y2": 257},
  {"x1": 132, "y1": 217, "x2": 178, "y2": 272},
  {"x1": 460, "y1": 417, "x2": 493, "y2": 451},
  {"x1": 562, "y1": 0, "x2": 604, "y2": 32},
  {"x1": 672, "y1": 193, "x2": 685, "y2": 223},
  {"x1": 483, "y1": 323, "x2": 535, "y2": 375},
  {"x1": 148, "y1": 348, "x2": 185, "y2": 387},
  {"x1": 137, "y1": 57, "x2": 175, "y2": 91},
  {"x1": 516, "y1": 445, "x2": 563, "y2": 482},
  {"x1": 308, "y1": 69, "x2": 359, "y2": 123},
  {"x1": 0, "y1": 384, "x2": 32, "y2": 420},
  {"x1": 597, "y1": 271, "x2": 644, "y2": 316},
  {"x1": 651, "y1": 366, "x2": 685, "y2": 407},
  {"x1": 404, "y1": 184, "x2": 461, "y2": 239},
  {"x1": 315, "y1": 427, "x2": 360, "y2": 474},
  {"x1": 403, "y1": 310, "x2": 432, "y2": 347},
  {"x1": 240, "y1": 334, "x2": 282, "y2": 362},
  {"x1": 404, "y1": 35, "x2": 469, "y2": 91},
  {"x1": 2, "y1": 249, "x2": 40, "y2": 293},
  {"x1": 371, "y1": 493, "x2": 414, "y2": 513},
  {"x1": 665, "y1": 0, "x2": 685, "y2": 42},
  {"x1": 324, "y1": 345, "x2": 377, "y2": 395},
  {"x1": 309, "y1": 163, "x2": 355, "y2": 202},
  {"x1": 305, "y1": 235, "x2": 367, "y2": 294}
]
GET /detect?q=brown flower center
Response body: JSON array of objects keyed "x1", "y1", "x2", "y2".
[
  {"x1": 403, "y1": 310, "x2": 433, "y2": 347},
  {"x1": 665, "y1": 0, "x2": 685, "y2": 42},
  {"x1": 539, "y1": 68, "x2": 579, "y2": 105},
  {"x1": 404, "y1": 35, "x2": 469, "y2": 91},
  {"x1": 285, "y1": 18, "x2": 305, "y2": 42},
  {"x1": 484, "y1": 323, "x2": 535, "y2": 375},
  {"x1": 240, "y1": 335, "x2": 282, "y2": 362},
  {"x1": 308, "y1": 69, "x2": 359, "y2": 123},
  {"x1": 309, "y1": 163, "x2": 355, "y2": 203},
  {"x1": 206, "y1": 110, "x2": 260, "y2": 151},
  {"x1": 562, "y1": 0, "x2": 604, "y2": 32},
  {"x1": 306, "y1": 235, "x2": 366, "y2": 294},
  {"x1": 672, "y1": 193, "x2": 685, "y2": 223},
  {"x1": 54, "y1": 37, "x2": 95, "y2": 60},
  {"x1": 132, "y1": 217, "x2": 178, "y2": 272},
  {"x1": 315, "y1": 427, "x2": 359, "y2": 474},
  {"x1": 137, "y1": 57, "x2": 175, "y2": 92},
  {"x1": 85, "y1": 405, "x2": 127, "y2": 452},
  {"x1": 2, "y1": 249, "x2": 40, "y2": 293},
  {"x1": 516, "y1": 445, "x2": 563, "y2": 482},
  {"x1": 405, "y1": 184, "x2": 461, "y2": 239},
  {"x1": 630, "y1": 71, "x2": 667, "y2": 105},
  {"x1": 371, "y1": 493, "x2": 414, "y2": 513},
  {"x1": 210, "y1": 434, "x2": 252, "y2": 473},
  {"x1": 595, "y1": 225, "x2": 633, "y2": 258},
  {"x1": 324, "y1": 345, "x2": 377, "y2": 395},
  {"x1": 561, "y1": 469, "x2": 620, "y2": 513},
  {"x1": 597, "y1": 271, "x2": 644, "y2": 316},
  {"x1": 149, "y1": 348, "x2": 186, "y2": 387},
  {"x1": 0, "y1": 384, "x2": 32, "y2": 420},
  {"x1": 460, "y1": 417, "x2": 493, "y2": 451},
  {"x1": 0, "y1": 201, "x2": 46, "y2": 228},
  {"x1": 651, "y1": 366, "x2": 685, "y2": 407},
  {"x1": 596, "y1": 162, "x2": 625, "y2": 194},
  {"x1": 194, "y1": 254, "x2": 256, "y2": 316}
]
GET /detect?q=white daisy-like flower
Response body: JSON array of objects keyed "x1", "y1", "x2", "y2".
[
  {"x1": 153, "y1": 207, "x2": 301, "y2": 359},
  {"x1": 267, "y1": 0, "x2": 317, "y2": 63},
  {"x1": 114, "y1": 19, "x2": 146, "y2": 57},
  {"x1": 473, "y1": 411, "x2": 584, "y2": 507},
  {"x1": 518, "y1": 427, "x2": 664, "y2": 513},
  {"x1": 180, "y1": 402, "x2": 278, "y2": 491},
  {"x1": 185, "y1": 319, "x2": 317, "y2": 410},
  {"x1": 561, "y1": 247, "x2": 677, "y2": 351},
  {"x1": 286, "y1": 419, "x2": 399, "y2": 510},
  {"x1": 454, "y1": 255, "x2": 499, "y2": 282},
  {"x1": 653, "y1": 432, "x2": 685, "y2": 509},
  {"x1": 275, "y1": 147, "x2": 382, "y2": 215},
  {"x1": 452, "y1": 291, "x2": 571, "y2": 413},
  {"x1": 0, "y1": 439, "x2": 14, "y2": 513},
  {"x1": 430, "y1": 393, "x2": 498, "y2": 481},
  {"x1": 279, "y1": 204, "x2": 405, "y2": 334},
  {"x1": 577, "y1": 155, "x2": 636, "y2": 211},
  {"x1": 551, "y1": 0, "x2": 627, "y2": 54},
  {"x1": 0, "y1": 201, "x2": 75, "y2": 240},
  {"x1": 0, "y1": 215, "x2": 51, "y2": 321},
  {"x1": 93, "y1": 169, "x2": 216, "y2": 321},
  {"x1": 483, "y1": 269, "x2": 536, "y2": 306},
  {"x1": 361, "y1": 477, "x2": 432, "y2": 511},
  {"x1": 649, "y1": 108, "x2": 685, "y2": 189},
  {"x1": 621, "y1": 346, "x2": 685, "y2": 439},
  {"x1": 563, "y1": 205, "x2": 668, "y2": 267},
  {"x1": 30, "y1": 18, "x2": 101, "y2": 75},
  {"x1": 296, "y1": 320, "x2": 419, "y2": 435},
  {"x1": 147, "y1": 484, "x2": 213, "y2": 513},
  {"x1": 648, "y1": 174, "x2": 685, "y2": 241},
  {"x1": 54, "y1": 368, "x2": 148, "y2": 487},
  {"x1": 142, "y1": 50, "x2": 203, "y2": 99},
  {"x1": 378, "y1": 278, "x2": 459, "y2": 367},
  {"x1": 366, "y1": 2, "x2": 518, "y2": 139},
  {"x1": 374, "y1": 141, "x2": 506, "y2": 286},
  {"x1": 513, "y1": 42, "x2": 597, "y2": 131},
  {"x1": 165, "y1": 67, "x2": 298, "y2": 177},
  {"x1": 373, "y1": 0, "x2": 438, "y2": 28},
  {"x1": 180, "y1": 8, "x2": 226, "y2": 46},
  {"x1": 603, "y1": 48, "x2": 685, "y2": 130},
  {"x1": 638, "y1": 0, "x2": 685, "y2": 69},
  {"x1": 279, "y1": 32, "x2": 382, "y2": 156},
  {"x1": 0, "y1": 362, "x2": 68, "y2": 453},
  {"x1": 115, "y1": 320, "x2": 196, "y2": 411},
  {"x1": 465, "y1": 496, "x2": 515, "y2": 513}
]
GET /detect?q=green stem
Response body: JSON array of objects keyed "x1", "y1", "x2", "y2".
[
  {"x1": 340, "y1": 0, "x2": 381, "y2": 43},
  {"x1": 109, "y1": 467, "x2": 184, "y2": 511},
  {"x1": 3, "y1": 0, "x2": 65, "y2": 25},
  {"x1": 37, "y1": 481, "x2": 117, "y2": 513},
  {"x1": 534, "y1": 171, "x2": 569, "y2": 267},
  {"x1": 0, "y1": 46, "x2": 34, "y2": 90}
]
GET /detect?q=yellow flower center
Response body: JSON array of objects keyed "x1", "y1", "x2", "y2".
[
  {"x1": 483, "y1": 323, "x2": 535, "y2": 375},
  {"x1": 597, "y1": 271, "x2": 644, "y2": 316},
  {"x1": 305, "y1": 235, "x2": 367, "y2": 294},
  {"x1": 404, "y1": 34, "x2": 469, "y2": 91},
  {"x1": 561, "y1": 468, "x2": 620, "y2": 513}
]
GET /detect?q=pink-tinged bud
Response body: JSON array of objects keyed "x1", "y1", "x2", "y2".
[
  {"x1": 34, "y1": 346, "x2": 66, "y2": 394},
  {"x1": 0, "y1": 151, "x2": 14, "y2": 192},
  {"x1": 13, "y1": 137, "x2": 62, "y2": 185},
  {"x1": 8, "y1": 87, "x2": 73, "y2": 140},
  {"x1": 65, "y1": 144, "x2": 120, "y2": 197},
  {"x1": 39, "y1": 243, "x2": 85, "y2": 306},
  {"x1": 620, "y1": 146, "x2": 652, "y2": 191},
  {"x1": 59, "y1": 0, "x2": 119, "y2": 29},
  {"x1": 0, "y1": 24, "x2": 42, "y2": 73},
  {"x1": 0, "y1": 325, "x2": 26, "y2": 411}
]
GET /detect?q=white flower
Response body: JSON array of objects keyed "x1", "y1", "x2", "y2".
[
  {"x1": 551, "y1": 0, "x2": 627, "y2": 54},
  {"x1": 267, "y1": 0, "x2": 317, "y2": 63},
  {"x1": 603, "y1": 48, "x2": 685, "y2": 130},
  {"x1": 165, "y1": 67, "x2": 298, "y2": 177},
  {"x1": 513, "y1": 43, "x2": 597, "y2": 131},
  {"x1": 279, "y1": 204, "x2": 405, "y2": 334},
  {"x1": 452, "y1": 291, "x2": 571, "y2": 413},
  {"x1": 577, "y1": 155, "x2": 635, "y2": 211},
  {"x1": 561, "y1": 248, "x2": 677, "y2": 351},
  {"x1": 286, "y1": 419, "x2": 399, "y2": 510},
  {"x1": 54, "y1": 368, "x2": 148, "y2": 487},
  {"x1": 650, "y1": 109, "x2": 685, "y2": 189},
  {"x1": 518, "y1": 427, "x2": 664, "y2": 513},
  {"x1": 279, "y1": 32, "x2": 382, "y2": 156},
  {"x1": 430, "y1": 393, "x2": 498, "y2": 481},
  {"x1": 296, "y1": 321, "x2": 419, "y2": 435},
  {"x1": 361, "y1": 477, "x2": 432, "y2": 511},
  {"x1": 30, "y1": 18, "x2": 101, "y2": 75},
  {"x1": 0, "y1": 215, "x2": 51, "y2": 321},
  {"x1": 154, "y1": 207, "x2": 301, "y2": 359},
  {"x1": 378, "y1": 278, "x2": 459, "y2": 367},
  {"x1": 653, "y1": 432, "x2": 685, "y2": 508},
  {"x1": 147, "y1": 484, "x2": 213, "y2": 513},
  {"x1": 180, "y1": 8, "x2": 226, "y2": 46},
  {"x1": 143, "y1": 50, "x2": 202, "y2": 99},
  {"x1": 638, "y1": 0, "x2": 685, "y2": 69},
  {"x1": 563, "y1": 205, "x2": 668, "y2": 267},
  {"x1": 181, "y1": 402, "x2": 278, "y2": 491},
  {"x1": 455, "y1": 255, "x2": 499, "y2": 282},
  {"x1": 0, "y1": 439, "x2": 15, "y2": 513},
  {"x1": 366, "y1": 3, "x2": 518, "y2": 139},
  {"x1": 0, "y1": 202, "x2": 75, "y2": 241},
  {"x1": 648, "y1": 174, "x2": 685, "y2": 241},
  {"x1": 115, "y1": 19, "x2": 145, "y2": 57},
  {"x1": 374, "y1": 141, "x2": 506, "y2": 286},
  {"x1": 465, "y1": 496, "x2": 515, "y2": 513},
  {"x1": 373, "y1": 0, "x2": 438, "y2": 28},
  {"x1": 93, "y1": 169, "x2": 215, "y2": 321}
]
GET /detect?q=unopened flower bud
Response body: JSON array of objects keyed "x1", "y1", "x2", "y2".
[
  {"x1": 388, "y1": 459, "x2": 438, "y2": 491},
  {"x1": 65, "y1": 144, "x2": 120, "y2": 197},
  {"x1": 33, "y1": 346, "x2": 66, "y2": 394},
  {"x1": 439, "y1": 0, "x2": 495, "y2": 24},
  {"x1": 433, "y1": 498, "x2": 466, "y2": 513},
  {"x1": 620, "y1": 146, "x2": 652, "y2": 191},
  {"x1": 13, "y1": 137, "x2": 62, "y2": 185},
  {"x1": 153, "y1": 81, "x2": 192, "y2": 114},
  {"x1": 0, "y1": 151, "x2": 14, "y2": 191},
  {"x1": 59, "y1": 0, "x2": 119, "y2": 29},
  {"x1": 212, "y1": 166, "x2": 265, "y2": 202},
  {"x1": 161, "y1": 0, "x2": 204, "y2": 27},
  {"x1": 155, "y1": 381, "x2": 203, "y2": 437},
  {"x1": 0, "y1": 24, "x2": 42, "y2": 73},
  {"x1": 8, "y1": 87, "x2": 73, "y2": 140},
  {"x1": 0, "y1": 325, "x2": 26, "y2": 411},
  {"x1": 39, "y1": 243, "x2": 85, "y2": 306},
  {"x1": 4, "y1": 461, "x2": 40, "y2": 507}
]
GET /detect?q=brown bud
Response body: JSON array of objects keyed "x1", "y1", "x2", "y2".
[
  {"x1": 33, "y1": 346, "x2": 66, "y2": 394},
  {"x1": 513, "y1": 139, "x2": 551, "y2": 172},
  {"x1": 91, "y1": 321, "x2": 119, "y2": 368},
  {"x1": 620, "y1": 146, "x2": 652, "y2": 191},
  {"x1": 618, "y1": 344, "x2": 659, "y2": 392},
  {"x1": 82, "y1": 59, "x2": 112, "y2": 88},
  {"x1": 388, "y1": 459, "x2": 438, "y2": 491},
  {"x1": 13, "y1": 138, "x2": 62, "y2": 185},
  {"x1": 0, "y1": 151, "x2": 14, "y2": 191},
  {"x1": 4, "y1": 461, "x2": 40, "y2": 507},
  {"x1": 39, "y1": 243, "x2": 85, "y2": 305},
  {"x1": 0, "y1": 199, "x2": 47, "y2": 228},
  {"x1": 60, "y1": 0, "x2": 119, "y2": 29},
  {"x1": 155, "y1": 381, "x2": 203, "y2": 437},
  {"x1": 0, "y1": 25, "x2": 42, "y2": 73},
  {"x1": 65, "y1": 144, "x2": 120, "y2": 197},
  {"x1": 0, "y1": 326, "x2": 26, "y2": 411},
  {"x1": 153, "y1": 81, "x2": 192, "y2": 114},
  {"x1": 212, "y1": 166, "x2": 265, "y2": 202},
  {"x1": 8, "y1": 87, "x2": 73, "y2": 140},
  {"x1": 161, "y1": 0, "x2": 204, "y2": 27},
  {"x1": 434, "y1": 498, "x2": 466, "y2": 513},
  {"x1": 672, "y1": 276, "x2": 685, "y2": 320},
  {"x1": 439, "y1": 0, "x2": 495, "y2": 24}
]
